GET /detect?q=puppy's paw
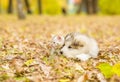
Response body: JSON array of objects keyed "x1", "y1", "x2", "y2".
[{"x1": 76, "y1": 54, "x2": 91, "y2": 61}]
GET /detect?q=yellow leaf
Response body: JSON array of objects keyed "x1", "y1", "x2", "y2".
[
  {"x1": 112, "y1": 62, "x2": 120, "y2": 77},
  {"x1": 59, "y1": 78, "x2": 70, "y2": 82},
  {"x1": 24, "y1": 59, "x2": 34, "y2": 66}
]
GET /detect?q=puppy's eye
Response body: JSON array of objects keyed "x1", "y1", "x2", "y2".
[{"x1": 68, "y1": 46, "x2": 72, "y2": 49}]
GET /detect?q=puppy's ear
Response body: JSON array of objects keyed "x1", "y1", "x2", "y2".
[{"x1": 65, "y1": 33, "x2": 74, "y2": 41}]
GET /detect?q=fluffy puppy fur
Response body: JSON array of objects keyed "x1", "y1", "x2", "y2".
[{"x1": 60, "y1": 32, "x2": 99, "y2": 61}]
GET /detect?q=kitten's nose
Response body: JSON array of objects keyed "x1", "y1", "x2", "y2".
[{"x1": 60, "y1": 51, "x2": 63, "y2": 54}]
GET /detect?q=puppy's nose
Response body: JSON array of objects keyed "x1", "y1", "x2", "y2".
[{"x1": 60, "y1": 51, "x2": 63, "y2": 54}]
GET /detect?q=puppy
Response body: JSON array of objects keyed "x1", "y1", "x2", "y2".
[{"x1": 60, "y1": 32, "x2": 99, "y2": 61}]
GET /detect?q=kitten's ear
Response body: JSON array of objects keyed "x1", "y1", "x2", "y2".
[
  {"x1": 57, "y1": 36, "x2": 64, "y2": 41},
  {"x1": 57, "y1": 36, "x2": 62, "y2": 40}
]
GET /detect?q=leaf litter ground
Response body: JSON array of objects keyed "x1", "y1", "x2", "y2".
[{"x1": 0, "y1": 15, "x2": 120, "y2": 82}]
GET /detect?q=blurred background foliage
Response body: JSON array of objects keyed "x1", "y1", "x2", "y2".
[
  {"x1": 42, "y1": 0, "x2": 61, "y2": 15},
  {"x1": 99, "y1": 0, "x2": 120, "y2": 15},
  {"x1": 0, "y1": 0, "x2": 120, "y2": 15}
]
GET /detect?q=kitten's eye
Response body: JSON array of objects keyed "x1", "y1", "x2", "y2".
[{"x1": 68, "y1": 46, "x2": 72, "y2": 49}]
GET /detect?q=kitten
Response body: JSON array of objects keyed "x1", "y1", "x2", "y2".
[{"x1": 51, "y1": 35, "x2": 64, "y2": 55}]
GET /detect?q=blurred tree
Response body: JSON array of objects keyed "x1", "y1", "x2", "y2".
[
  {"x1": 38, "y1": 0, "x2": 42, "y2": 14},
  {"x1": 8, "y1": 0, "x2": 13, "y2": 13},
  {"x1": 85, "y1": 0, "x2": 98, "y2": 14},
  {"x1": 92, "y1": 0, "x2": 98, "y2": 13},
  {"x1": 62, "y1": 7, "x2": 67, "y2": 15},
  {"x1": 24, "y1": 0, "x2": 32, "y2": 14},
  {"x1": 8, "y1": 0, "x2": 32, "y2": 14},
  {"x1": 17, "y1": 0, "x2": 25, "y2": 19}
]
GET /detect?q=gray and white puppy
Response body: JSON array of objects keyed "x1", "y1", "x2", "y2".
[{"x1": 60, "y1": 32, "x2": 99, "y2": 61}]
